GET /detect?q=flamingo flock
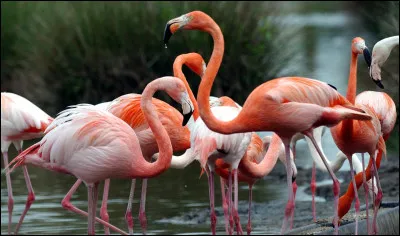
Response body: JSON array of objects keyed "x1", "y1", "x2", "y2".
[{"x1": 1, "y1": 10, "x2": 398, "y2": 236}]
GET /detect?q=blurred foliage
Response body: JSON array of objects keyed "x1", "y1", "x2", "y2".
[
  {"x1": 1, "y1": 1, "x2": 302, "y2": 115},
  {"x1": 349, "y1": 1, "x2": 399, "y2": 152}
]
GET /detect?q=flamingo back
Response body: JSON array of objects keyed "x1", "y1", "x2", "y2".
[
  {"x1": 105, "y1": 93, "x2": 191, "y2": 153},
  {"x1": 1, "y1": 92, "x2": 53, "y2": 141},
  {"x1": 94, "y1": 101, "x2": 112, "y2": 110},
  {"x1": 355, "y1": 91, "x2": 397, "y2": 138},
  {"x1": 39, "y1": 104, "x2": 142, "y2": 183},
  {"x1": 254, "y1": 77, "x2": 348, "y2": 107}
]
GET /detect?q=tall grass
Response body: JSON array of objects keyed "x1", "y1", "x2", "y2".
[{"x1": 1, "y1": 1, "x2": 302, "y2": 115}]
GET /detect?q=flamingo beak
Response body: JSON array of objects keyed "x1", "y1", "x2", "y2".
[
  {"x1": 164, "y1": 22, "x2": 173, "y2": 46},
  {"x1": 182, "y1": 112, "x2": 193, "y2": 126},
  {"x1": 181, "y1": 95, "x2": 194, "y2": 126},
  {"x1": 363, "y1": 47, "x2": 372, "y2": 68},
  {"x1": 373, "y1": 78, "x2": 384, "y2": 89}
]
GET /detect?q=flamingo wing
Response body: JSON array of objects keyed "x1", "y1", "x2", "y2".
[
  {"x1": 38, "y1": 104, "x2": 141, "y2": 183},
  {"x1": 1, "y1": 92, "x2": 53, "y2": 139}
]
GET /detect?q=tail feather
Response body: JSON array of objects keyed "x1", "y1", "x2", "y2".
[
  {"x1": 197, "y1": 137, "x2": 217, "y2": 169},
  {"x1": 3, "y1": 143, "x2": 41, "y2": 175},
  {"x1": 334, "y1": 105, "x2": 372, "y2": 121}
]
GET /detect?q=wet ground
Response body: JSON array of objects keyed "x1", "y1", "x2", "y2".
[{"x1": 158, "y1": 154, "x2": 399, "y2": 234}]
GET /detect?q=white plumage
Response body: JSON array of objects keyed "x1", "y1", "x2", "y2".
[{"x1": 190, "y1": 106, "x2": 252, "y2": 170}]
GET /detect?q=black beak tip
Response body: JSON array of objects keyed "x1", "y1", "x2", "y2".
[
  {"x1": 363, "y1": 48, "x2": 372, "y2": 68},
  {"x1": 373, "y1": 79, "x2": 384, "y2": 89},
  {"x1": 163, "y1": 23, "x2": 172, "y2": 46},
  {"x1": 292, "y1": 176, "x2": 296, "y2": 183},
  {"x1": 182, "y1": 111, "x2": 193, "y2": 126}
]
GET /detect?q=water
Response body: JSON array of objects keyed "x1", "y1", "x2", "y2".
[{"x1": 1, "y1": 11, "x2": 397, "y2": 235}]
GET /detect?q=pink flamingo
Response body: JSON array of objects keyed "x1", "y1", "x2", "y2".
[
  {"x1": 337, "y1": 90, "x2": 396, "y2": 234},
  {"x1": 330, "y1": 37, "x2": 386, "y2": 235},
  {"x1": 163, "y1": 10, "x2": 373, "y2": 234},
  {"x1": 59, "y1": 53, "x2": 205, "y2": 235},
  {"x1": 165, "y1": 95, "x2": 296, "y2": 235},
  {"x1": 1, "y1": 92, "x2": 53, "y2": 234},
  {"x1": 5, "y1": 76, "x2": 194, "y2": 235}
]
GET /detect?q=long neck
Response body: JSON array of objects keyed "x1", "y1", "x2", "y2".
[
  {"x1": 346, "y1": 52, "x2": 358, "y2": 104},
  {"x1": 134, "y1": 81, "x2": 173, "y2": 178},
  {"x1": 238, "y1": 134, "x2": 282, "y2": 179},
  {"x1": 173, "y1": 59, "x2": 199, "y2": 120},
  {"x1": 197, "y1": 21, "x2": 242, "y2": 134},
  {"x1": 169, "y1": 148, "x2": 197, "y2": 169}
]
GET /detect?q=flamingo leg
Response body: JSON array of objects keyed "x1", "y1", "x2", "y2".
[
  {"x1": 361, "y1": 153, "x2": 370, "y2": 234},
  {"x1": 61, "y1": 179, "x2": 128, "y2": 235},
  {"x1": 125, "y1": 179, "x2": 136, "y2": 235},
  {"x1": 280, "y1": 138, "x2": 295, "y2": 234},
  {"x1": 371, "y1": 156, "x2": 382, "y2": 235},
  {"x1": 303, "y1": 130, "x2": 339, "y2": 235},
  {"x1": 247, "y1": 184, "x2": 253, "y2": 235},
  {"x1": 232, "y1": 169, "x2": 243, "y2": 235},
  {"x1": 100, "y1": 179, "x2": 111, "y2": 235},
  {"x1": 290, "y1": 180, "x2": 298, "y2": 230},
  {"x1": 2, "y1": 151, "x2": 14, "y2": 235},
  {"x1": 290, "y1": 143, "x2": 298, "y2": 229},
  {"x1": 87, "y1": 182, "x2": 99, "y2": 235},
  {"x1": 371, "y1": 168, "x2": 376, "y2": 234},
  {"x1": 208, "y1": 169, "x2": 217, "y2": 235},
  {"x1": 14, "y1": 165, "x2": 36, "y2": 234},
  {"x1": 139, "y1": 178, "x2": 148, "y2": 235},
  {"x1": 348, "y1": 155, "x2": 360, "y2": 235},
  {"x1": 220, "y1": 177, "x2": 230, "y2": 235},
  {"x1": 228, "y1": 170, "x2": 234, "y2": 235},
  {"x1": 311, "y1": 161, "x2": 317, "y2": 222}
]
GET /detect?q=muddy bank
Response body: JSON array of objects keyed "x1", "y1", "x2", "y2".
[{"x1": 157, "y1": 155, "x2": 399, "y2": 234}]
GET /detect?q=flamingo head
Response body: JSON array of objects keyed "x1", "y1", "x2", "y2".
[
  {"x1": 180, "y1": 53, "x2": 207, "y2": 77},
  {"x1": 352, "y1": 37, "x2": 372, "y2": 68},
  {"x1": 164, "y1": 11, "x2": 214, "y2": 46},
  {"x1": 163, "y1": 77, "x2": 194, "y2": 126}
]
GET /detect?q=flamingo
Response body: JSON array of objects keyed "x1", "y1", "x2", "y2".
[
  {"x1": 369, "y1": 35, "x2": 399, "y2": 88},
  {"x1": 5, "y1": 76, "x2": 195, "y2": 235},
  {"x1": 1, "y1": 92, "x2": 53, "y2": 234},
  {"x1": 162, "y1": 94, "x2": 296, "y2": 235},
  {"x1": 336, "y1": 91, "x2": 397, "y2": 234},
  {"x1": 163, "y1": 10, "x2": 373, "y2": 234},
  {"x1": 330, "y1": 37, "x2": 387, "y2": 235},
  {"x1": 210, "y1": 97, "x2": 298, "y2": 235},
  {"x1": 57, "y1": 53, "x2": 205, "y2": 235}
]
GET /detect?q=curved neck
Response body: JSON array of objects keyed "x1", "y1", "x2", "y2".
[
  {"x1": 382, "y1": 36, "x2": 399, "y2": 52},
  {"x1": 346, "y1": 52, "x2": 358, "y2": 104},
  {"x1": 169, "y1": 148, "x2": 197, "y2": 169},
  {"x1": 196, "y1": 20, "x2": 242, "y2": 134},
  {"x1": 134, "y1": 80, "x2": 173, "y2": 178},
  {"x1": 238, "y1": 134, "x2": 282, "y2": 179},
  {"x1": 173, "y1": 59, "x2": 199, "y2": 120}
]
